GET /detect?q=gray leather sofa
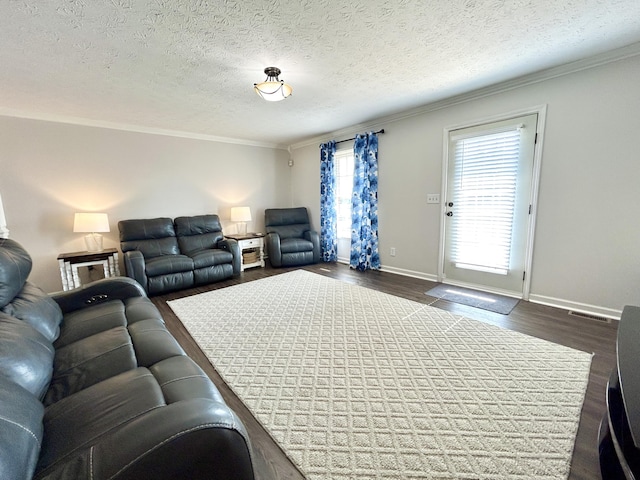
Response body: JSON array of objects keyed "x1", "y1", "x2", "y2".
[
  {"x1": 119, "y1": 214, "x2": 240, "y2": 295},
  {"x1": 599, "y1": 305, "x2": 640, "y2": 478},
  {"x1": 264, "y1": 207, "x2": 320, "y2": 267},
  {"x1": 0, "y1": 238, "x2": 254, "y2": 480}
]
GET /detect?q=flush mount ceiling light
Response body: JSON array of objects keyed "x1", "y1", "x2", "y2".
[{"x1": 253, "y1": 67, "x2": 292, "y2": 102}]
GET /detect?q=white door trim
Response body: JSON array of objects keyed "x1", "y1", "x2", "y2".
[{"x1": 437, "y1": 104, "x2": 547, "y2": 301}]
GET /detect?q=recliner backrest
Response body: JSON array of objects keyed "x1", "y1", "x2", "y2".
[
  {"x1": 118, "y1": 218, "x2": 180, "y2": 259},
  {"x1": 175, "y1": 215, "x2": 224, "y2": 255},
  {"x1": 265, "y1": 207, "x2": 311, "y2": 239}
]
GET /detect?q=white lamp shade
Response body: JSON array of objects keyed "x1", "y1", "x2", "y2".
[
  {"x1": 230, "y1": 206, "x2": 252, "y2": 222},
  {"x1": 73, "y1": 213, "x2": 110, "y2": 233}
]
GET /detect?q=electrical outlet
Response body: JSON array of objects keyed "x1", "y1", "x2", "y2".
[
  {"x1": 390, "y1": 247, "x2": 396, "y2": 256},
  {"x1": 427, "y1": 194, "x2": 440, "y2": 204}
]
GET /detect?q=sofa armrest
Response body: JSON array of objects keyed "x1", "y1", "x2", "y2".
[
  {"x1": 265, "y1": 232, "x2": 282, "y2": 267},
  {"x1": 304, "y1": 230, "x2": 321, "y2": 263},
  {"x1": 122, "y1": 250, "x2": 148, "y2": 292},
  {"x1": 219, "y1": 238, "x2": 241, "y2": 275},
  {"x1": 91, "y1": 399, "x2": 254, "y2": 480},
  {"x1": 50, "y1": 277, "x2": 147, "y2": 314}
]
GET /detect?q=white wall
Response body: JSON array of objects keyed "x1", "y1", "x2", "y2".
[
  {"x1": 290, "y1": 54, "x2": 640, "y2": 317},
  {"x1": 0, "y1": 117, "x2": 290, "y2": 292}
]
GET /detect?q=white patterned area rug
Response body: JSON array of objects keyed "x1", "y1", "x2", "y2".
[{"x1": 168, "y1": 270, "x2": 592, "y2": 480}]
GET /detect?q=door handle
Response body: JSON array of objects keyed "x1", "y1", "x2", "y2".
[
  {"x1": 446, "y1": 211, "x2": 453, "y2": 217},
  {"x1": 448, "y1": 202, "x2": 454, "y2": 207}
]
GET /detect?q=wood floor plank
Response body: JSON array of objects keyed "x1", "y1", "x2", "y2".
[{"x1": 151, "y1": 262, "x2": 617, "y2": 480}]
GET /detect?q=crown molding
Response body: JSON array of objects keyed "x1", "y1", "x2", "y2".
[
  {"x1": 290, "y1": 41, "x2": 640, "y2": 151},
  {"x1": 0, "y1": 109, "x2": 290, "y2": 150},
  {"x1": 2, "y1": 42, "x2": 639, "y2": 153}
]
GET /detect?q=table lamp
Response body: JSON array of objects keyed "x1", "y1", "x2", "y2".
[
  {"x1": 230, "y1": 206, "x2": 251, "y2": 235},
  {"x1": 73, "y1": 212, "x2": 110, "y2": 252}
]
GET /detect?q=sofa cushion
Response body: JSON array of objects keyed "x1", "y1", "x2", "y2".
[
  {"x1": 280, "y1": 238, "x2": 314, "y2": 254},
  {"x1": 54, "y1": 300, "x2": 128, "y2": 348},
  {"x1": 0, "y1": 376, "x2": 44, "y2": 480},
  {"x1": 147, "y1": 271, "x2": 194, "y2": 296},
  {"x1": 119, "y1": 217, "x2": 176, "y2": 242},
  {"x1": 194, "y1": 264, "x2": 234, "y2": 286},
  {"x1": 145, "y1": 255, "x2": 194, "y2": 276},
  {"x1": 119, "y1": 218, "x2": 181, "y2": 259},
  {"x1": 149, "y1": 356, "x2": 224, "y2": 404},
  {"x1": 265, "y1": 207, "x2": 311, "y2": 239},
  {"x1": 175, "y1": 215, "x2": 225, "y2": 255},
  {"x1": 191, "y1": 249, "x2": 234, "y2": 268},
  {"x1": 0, "y1": 238, "x2": 32, "y2": 309},
  {"x1": 269, "y1": 224, "x2": 309, "y2": 239},
  {"x1": 44, "y1": 326, "x2": 137, "y2": 406},
  {"x1": 124, "y1": 296, "x2": 166, "y2": 323},
  {"x1": 38, "y1": 368, "x2": 165, "y2": 475},
  {"x1": 2, "y1": 282, "x2": 63, "y2": 343},
  {"x1": 0, "y1": 313, "x2": 54, "y2": 399},
  {"x1": 128, "y1": 319, "x2": 185, "y2": 366}
]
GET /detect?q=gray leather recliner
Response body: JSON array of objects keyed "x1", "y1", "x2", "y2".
[{"x1": 264, "y1": 207, "x2": 320, "y2": 267}]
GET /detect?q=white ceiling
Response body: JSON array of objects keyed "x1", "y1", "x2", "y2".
[{"x1": 1, "y1": 0, "x2": 640, "y2": 147}]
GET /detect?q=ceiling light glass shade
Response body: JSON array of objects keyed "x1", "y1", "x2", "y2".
[{"x1": 254, "y1": 67, "x2": 292, "y2": 102}]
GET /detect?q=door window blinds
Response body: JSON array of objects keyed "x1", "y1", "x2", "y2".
[{"x1": 450, "y1": 127, "x2": 521, "y2": 275}]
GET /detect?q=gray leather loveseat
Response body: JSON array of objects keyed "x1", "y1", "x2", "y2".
[
  {"x1": 119, "y1": 214, "x2": 240, "y2": 296},
  {"x1": 0, "y1": 238, "x2": 254, "y2": 480}
]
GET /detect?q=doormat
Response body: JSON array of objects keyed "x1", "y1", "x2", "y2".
[{"x1": 426, "y1": 283, "x2": 520, "y2": 315}]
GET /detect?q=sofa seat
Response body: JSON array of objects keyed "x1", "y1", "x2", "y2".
[
  {"x1": 0, "y1": 238, "x2": 254, "y2": 480},
  {"x1": 280, "y1": 237, "x2": 314, "y2": 254},
  {"x1": 191, "y1": 248, "x2": 234, "y2": 268},
  {"x1": 144, "y1": 255, "x2": 194, "y2": 276}
]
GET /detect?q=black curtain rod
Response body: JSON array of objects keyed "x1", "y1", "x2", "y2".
[{"x1": 320, "y1": 129, "x2": 385, "y2": 148}]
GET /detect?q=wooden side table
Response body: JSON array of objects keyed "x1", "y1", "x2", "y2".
[
  {"x1": 57, "y1": 248, "x2": 120, "y2": 291},
  {"x1": 226, "y1": 234, "x2": 265, "y2": 272}
]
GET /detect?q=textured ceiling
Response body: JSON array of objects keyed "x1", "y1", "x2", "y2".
[{"x1": 1, "y1": 0, "x2": 640, "y2": 147}]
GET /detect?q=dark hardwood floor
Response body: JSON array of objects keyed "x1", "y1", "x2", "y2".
[{"x1": 152, "y1": 262, "x2": 617, "y2": 480}]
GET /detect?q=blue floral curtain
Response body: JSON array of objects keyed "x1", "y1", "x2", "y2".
[
  {"x1": 350, "y1": 132, "x2": 380, "y2": 270},
  {"x1": 320, "y1": 140, "x2": 337, "y2": 261}
]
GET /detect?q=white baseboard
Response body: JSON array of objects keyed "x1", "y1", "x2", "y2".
[
  {"x1": 335, "y1": 258, "x2": 439, "y2": 282},
  {"x1": 528, "y1": 294, "x2": 622, "y2": 321},
  {"x1": 335, "y1": 260, "x2": 620, "y2": 320},
  {"x1": 379, "y1": 265, "x2": 439, "y2": 283}
]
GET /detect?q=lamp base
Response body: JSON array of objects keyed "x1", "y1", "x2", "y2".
[
  {"x1": 236, "y1": 222, "x2": 247, "y2": 235},
  {"x1": 84, "y1": 233, "x2": 104, "y2": 252}
]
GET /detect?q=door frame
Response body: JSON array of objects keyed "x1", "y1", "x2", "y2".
[{"x1": 437, "y1": 105, "x2": 547, "y2": 301}]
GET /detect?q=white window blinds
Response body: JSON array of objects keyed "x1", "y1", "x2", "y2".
[{"x1": 450, "y1": 127, "x2": 521, "y2": 275}]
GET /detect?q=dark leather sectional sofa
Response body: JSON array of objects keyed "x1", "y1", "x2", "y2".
[
  {"x1": 599, "y1": 305, "x2": 640, "y2": 478},
  {"x1": 0, "y1": 238, "x2": 254, "y2": 480},
  {"x1": 119, "y1": 214, "x2": 239, "y2": 296}
]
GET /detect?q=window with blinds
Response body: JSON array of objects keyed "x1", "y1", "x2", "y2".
[{"x1": 449, "y1": 127, "x2": 522, "y2": 275}]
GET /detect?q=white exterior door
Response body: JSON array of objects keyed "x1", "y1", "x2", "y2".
[{"x1": 442, "y1": 113, "x2": 538, "y2": 296}]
